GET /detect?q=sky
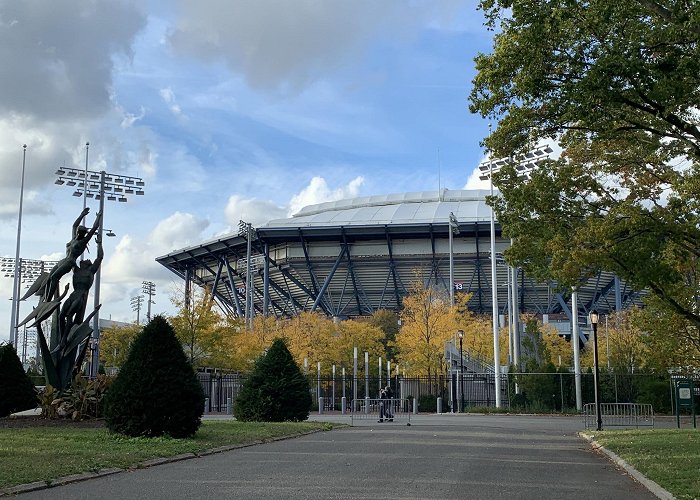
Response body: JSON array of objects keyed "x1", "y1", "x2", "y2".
[{"x1": 0, "y1": 0, "x2": 496, "y2": 347}]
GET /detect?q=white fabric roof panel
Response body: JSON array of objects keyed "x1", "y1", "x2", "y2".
[{"x1": 263, "y1": 189, "x2": 494, "y2": 229}]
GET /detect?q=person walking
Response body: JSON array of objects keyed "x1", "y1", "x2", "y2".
[{"x1": 384, "y1": 385, "x2": 394, "y2": 421}]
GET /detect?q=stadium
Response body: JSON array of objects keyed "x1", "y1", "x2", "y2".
[{"x1": 156, "y1": 189, "x2": 640, "y2": 338}]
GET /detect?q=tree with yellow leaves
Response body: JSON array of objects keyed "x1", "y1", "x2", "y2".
[
  {"x1": 169, "y1": 287, "x2": 231, "y2": 368},
  {"x1": 99, "y1": 322, "x2": 141, "y2": 369},
  {"x1": 394, "y1": 281, "x2": 457, "y2": 377}
]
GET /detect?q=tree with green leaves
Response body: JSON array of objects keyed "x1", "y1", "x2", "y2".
[
  {"x1": 234, "y1": 338, "x2": 311, "y2": 422},
  {"x1": 0, "y1": 344, "x2": 38, "y2": 417},
  {"x1": 469, "y1": 1, "x2": 700, "y2": 334},
  {"x1": 104, "y1": 316, "x2": 204, "y2": 438}
]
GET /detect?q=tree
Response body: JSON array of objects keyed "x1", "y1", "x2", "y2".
[
  {"x1": 469, "y1": 1, "x2": 700, "y2": 330},
  {"x1": 0, "y1": 344, "x2": 38, "y2": 417},
  {"x1": 394, "y1": 281, "x2": 456, "y2": 377},
  {"x1": 99, "y1": 323, "x2": 142, "y2": 369},
  {"x1": 170, "y1": 287, "x2": 228, "y2": 368},
  {"x1": 104, "y1": 316, "x2": 205, "y2": 438},
  {"x1": 367, "y1": 309, "x2": 400, "y2": 360},
  {"x1": 234, "y1": 338, "x2": 311, "y2": 422}
]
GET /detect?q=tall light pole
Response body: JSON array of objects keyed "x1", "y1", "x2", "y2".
[
  {"x1": 130, "y1": 295, "x2": 143, "y2": 325},
  {"x1": 458, "y1": 329, "x2": 464, "y2": 412},
  {"x1": 478, "y1": 140, "x2": 555, "y2": 408},
  {"x1": 56, "y1": 164, "x2": 145, "y2": 378},
  {"x1": 142, "y1": 281, "x2": 156, "y2": 322},
  {"x1": 488, "y1": 138, "x2": 502, "y2": 407},
  {"x1": 448, "y1": 212, "x2": 459, "y2": 306},
  {"x1": 589, "y1": 310, "x2": 603, "y2": 431},
  {"x1": 10, "y1": 145, "x2": 28, "y2": 347},
  {"x1": 238, "y1": 220, "x2": 254, "y2": 329}
]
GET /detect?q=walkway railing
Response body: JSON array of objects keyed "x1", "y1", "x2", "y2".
[{"x1": 583, "y1": 403, "x2": 654, "y2": 429}]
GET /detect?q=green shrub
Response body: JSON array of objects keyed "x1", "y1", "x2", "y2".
[
  {"x1": 234, "y1": 338, "x2": 311, "y2": 422},
  {"x1": 39, "y1": 375, "x2": 113, "y2": 420},
  {"x1": 0, "y1": 344, "x2": 38, "y2": 417},
  {"x1": 418, "y1": 394, "x2": 438, "y2": 412},
  {"x1": 104, "y1": 316, "x2": 204, "y2": 437}
]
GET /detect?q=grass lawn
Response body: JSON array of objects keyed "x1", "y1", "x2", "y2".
[
  {"x1": 592, "y1": 429, "x2": 700, "y2": 499},
  {"x1": 0, "y1": 420, "x2": 332, "y2": 490}
]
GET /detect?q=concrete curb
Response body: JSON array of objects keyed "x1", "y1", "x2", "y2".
[
  {"x1": 0, "y1": 428, "x2": 327, "y2": 497},
  {"x1": 579, "y1": 432, "x2": 676, "y2": 500}
]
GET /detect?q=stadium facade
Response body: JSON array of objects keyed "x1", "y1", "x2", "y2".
[{"x1": 156, "y1": 189, "x2": 640, "y2": 338}]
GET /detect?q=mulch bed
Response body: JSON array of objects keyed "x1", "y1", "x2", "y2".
[{"x1": 0, "y1": 416, "x2": 106, "y2": 429}]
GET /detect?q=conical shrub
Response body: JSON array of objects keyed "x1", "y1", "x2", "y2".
[
  {"x1": 234, "y1": 338, "x2": 311, "y2": 422},
  {"x1": 104, "y1": 316, "x2": 204, "y2": 437},
  {"x1": 0, "y1": 344, "x2": 38, "y2": 417}
]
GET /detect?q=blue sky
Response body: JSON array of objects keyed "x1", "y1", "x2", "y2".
[{"x1": 0, "y1": 0, "x2": 495, "y2": 344}]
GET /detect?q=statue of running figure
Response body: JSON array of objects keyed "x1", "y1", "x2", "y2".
[{"x1": 42, "y1": 207, "x2": 102, "y2": 302}]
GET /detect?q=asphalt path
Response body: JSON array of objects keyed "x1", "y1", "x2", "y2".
[{"x1": 17, "y1": 414, "x2": 655, "y2": 499}]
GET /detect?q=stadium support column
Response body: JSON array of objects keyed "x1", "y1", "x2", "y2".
[
  {"x1": 572, "y1": 288, "x2": 582, "y2": 410},
  {"x1": 263, "y1": 242, "x2": 269, "y2": 317}
]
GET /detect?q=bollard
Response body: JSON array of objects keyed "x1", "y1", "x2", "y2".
[
  {"x1": 204, "y1": 397, "x2": 209, "y2": 415},
  {"x1": 227, "y1": 397, "x2": 232, "y2": 415},
  {"x1": 437, "y1": 396, "x2": 442, "y2": 414},
  {"x1": 412, "y1": 398, "x2": 418, "y2": 414},
  {"x1": 365, "y1": 396, "x2": 370, "y2": 414},
  {"x1": 341, "y1": 396, "x2": 347, "y2": 415},
  {"x1": 318, "y1": 397, "x2": 324, "y2": 414}
]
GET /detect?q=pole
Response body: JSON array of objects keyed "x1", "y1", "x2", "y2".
[
  {"x1": 459, "y1": 335, "x2": 464, "y2": 412},
  {"x1": 353, "y1": 347, "x2": 358, "y2": 410},
  {"x1": 605, "y1": 315, "x2": 610, "y2": 370},
  {"x1": 90, "y1": 171, "x2": 106, "y2": 379},
  {"x1": 449, "y1": 213, "x2": 454, "y2": 306},
  {"x1": 489, "y1": 152, "x2": 501, "y2": 407},
  {"x1": 82, "y1": 142, "x2": 89, "y2": 219},
  {"x1": 246, "y1": 224, "x2": 253, "y2": 329},
  {"x1": 364, "y1": 351, "x2": 369, "y2": 399},
  {"x1": 592, "y1": 320, "x2": 603, "y2": 430},
  {"x1": 10, "y1": 145, "x2": 27, "y2": 347},
  {"x1": 572, "y1": 289, "x2": 582, "y2": 410}
]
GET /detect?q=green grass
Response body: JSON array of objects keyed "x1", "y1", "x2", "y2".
[
  {"x1": 592, "y1": 429, "x2": 700, "y2": 499},
  {"x1": 0, "y1": 420, "x2": 333, "y2": 490}
]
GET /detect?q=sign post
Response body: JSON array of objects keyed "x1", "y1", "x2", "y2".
[{"x1": 675, "y1": 379, "x2": 696, "y2": 429}]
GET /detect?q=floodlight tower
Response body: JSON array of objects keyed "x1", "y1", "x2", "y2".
[
  {"x1": 2, "y1": 257, "x2": 60, "y2": 347},
  {"x1": 477, "y1": 140, "x2": 555, "y2": 407},
  {"x1": 130, "y1": 295, "x2": 144, "y2": 325},
  {"x1": 142, "y1": 282, "x2": 156, "y2": 322},
  {"x1": 55, "y1": 162, "x2": 145, "y2": 378}
]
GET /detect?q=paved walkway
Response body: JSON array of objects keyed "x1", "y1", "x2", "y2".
[{"x1": 15, "y1": 413, "x2": 656, "y2": 499}]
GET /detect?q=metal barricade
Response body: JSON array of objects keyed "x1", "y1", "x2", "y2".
[
  {"x1": 583, "y1": 403, "x2": 654, "y2": 429},
  {"x1": 350, "y1": 398, "x2": 411, "y2": 424}
]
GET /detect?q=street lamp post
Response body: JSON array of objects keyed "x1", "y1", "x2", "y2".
[
  {"x1": 458, "y1": 329, "x2": 464, "y2": 412},
  {"x1": 589, "y1": 310, "x2": 603, "y2": 431},
  {"x1": 448, "y1": 212, "x2": 460, "y2": 306}
]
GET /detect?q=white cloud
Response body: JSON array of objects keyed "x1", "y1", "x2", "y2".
[
  {"x1": 0, "y1": 0, "x2": 146, "y2": 120},
  {"x1": 168, "y1": 0, "x2": 462, "y2": 93},
  {"x1": 288, "y1": 176, "x2": 364, "y2": 215},
  {"x1": 224, "y1": 195, "x2": 286, "y2": 228},
  {"x1": 159, "y1": 87, "x2": 183, "y2": 116},
  {"x1": 103, "y1": 211, "x2": 210, "y2": 285}
]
